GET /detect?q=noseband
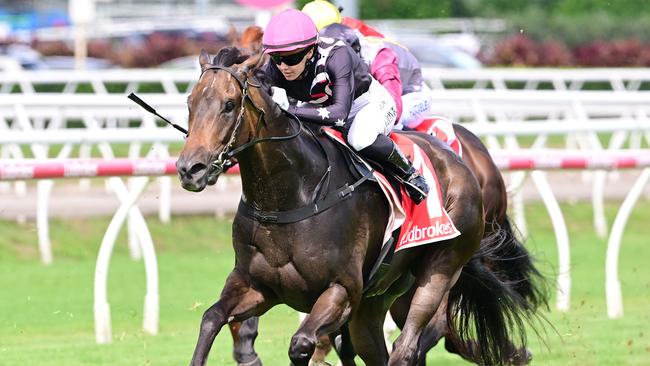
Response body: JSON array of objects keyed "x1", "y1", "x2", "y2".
[{"x1": 199, "y1": 65, "x2": 303, "y2": 177}]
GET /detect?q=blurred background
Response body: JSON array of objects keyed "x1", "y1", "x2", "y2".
[
  {"x1": 1, "y1": 1, "x2": 649, "y2": 366},
  {"x1": 3, "y1": 0, "x2": 650, "y2": 70}
]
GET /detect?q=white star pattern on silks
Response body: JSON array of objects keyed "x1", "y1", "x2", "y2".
[
  {"x1": 334, "y1": 119, "x2": 345, "y2": 126},
  {"x1": 317, "y1": 107, "x2": 330, "y2": 120}
]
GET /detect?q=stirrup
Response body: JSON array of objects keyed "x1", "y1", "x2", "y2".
[{"x1": 403, "y1": 173, "x2": 429, "y2": 204}]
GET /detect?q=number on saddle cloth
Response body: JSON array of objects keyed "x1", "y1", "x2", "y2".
[{"x1": 413, "y1": 117, "x2": 463, "y2": 157}]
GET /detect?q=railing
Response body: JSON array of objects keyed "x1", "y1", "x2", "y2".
[
  {"x1": 0, "y1": 69, "x2": 198, "y2": 94},
  {"x1": 2, "y1": 152, "x2": 648, "y2": 343},
  {"x1": 3, "y1": 68, "x2": 650, "y2": 95},
  {"x1": 423, "y1": 67, "x2": 650, "y2": 91},
  {"x1": 3, "y1": 89, "x2": 648, "y2": 244},
  {"x1": 1, "y1": 68, "x2": 650, "y2": 340}
]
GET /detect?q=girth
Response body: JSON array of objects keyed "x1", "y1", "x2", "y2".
[{"x1": 237, "y1": 168, "x2": 373, "y2": 224}]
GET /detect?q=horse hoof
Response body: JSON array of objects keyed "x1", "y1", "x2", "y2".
[
  {"x1": 508, "y1": 348, "x2": 533, "y2": 365},
  {"x1": 238, "y1": 356, "x2": 262, "y2": 366}
]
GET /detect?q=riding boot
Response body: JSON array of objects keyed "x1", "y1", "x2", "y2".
[{"x1": 359, "y1": 134, "x2": 430, "y2": 204}]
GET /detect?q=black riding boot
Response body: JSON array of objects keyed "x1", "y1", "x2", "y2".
[{"x1": 359, "y1": 134, "x2": 430, "y2": 204}]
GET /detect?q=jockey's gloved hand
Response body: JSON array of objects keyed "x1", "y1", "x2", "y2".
[{"x1": 271, "y1": 86, "x2": 290, "y2": 111}]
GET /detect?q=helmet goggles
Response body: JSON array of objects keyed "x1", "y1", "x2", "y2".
[{"x1": 269, "y1": 46, "x2": 313, "y2": 66}]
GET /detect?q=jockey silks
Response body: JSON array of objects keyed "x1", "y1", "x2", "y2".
[{"x1": 261, "y1": 39, "x2": 371, "y2": 126}]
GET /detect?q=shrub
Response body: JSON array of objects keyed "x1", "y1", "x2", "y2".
[
  {"x1": 489, "y1": 34, "x2": 539, "y2": 66},
  {"x1": 573, "y1": 39, "x2": 649, "y2": 67},
  {"x1": 537, "y1": 40, "x2": 573, "y2": 66},
  {"x1": 487, "y1": 34, "x2": 650, "y2": 67}
]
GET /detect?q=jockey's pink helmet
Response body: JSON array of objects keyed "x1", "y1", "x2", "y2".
[{"x1": 263, "y1": 9, "x2": 319, "y2": 54}]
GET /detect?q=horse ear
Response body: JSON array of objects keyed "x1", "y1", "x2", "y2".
[
  {"x1": 227, "y1": 24, "x2": 239, "y2": 46},
  {"x1": 199, "y1": 49, "x2": 211, "y2": 70}
]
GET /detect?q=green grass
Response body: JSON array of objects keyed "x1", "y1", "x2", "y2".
[{"x1": 0, "y1": 201, "x2": 649, "y2": 365}]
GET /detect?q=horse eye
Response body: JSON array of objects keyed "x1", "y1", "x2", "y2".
[{"x1": 224, "y1": 101, "x2": 235, "y2": 113}]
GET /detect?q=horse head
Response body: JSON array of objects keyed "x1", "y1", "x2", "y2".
[{"x1": 176, "y1": 47, "x2": 271, "y2": 192}]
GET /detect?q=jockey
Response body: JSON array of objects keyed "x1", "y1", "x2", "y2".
[
  {"x1": 261, "y1": 9, "x2": 429, "y2": 204},
  {"x1": 302, "y1": 0, "x2": 384, "y2": 38},
  {"x1": 302, "y1": 1, "x2": 433, "y2": 130}
]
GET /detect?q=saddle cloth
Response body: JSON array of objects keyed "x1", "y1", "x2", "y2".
[
  {"x1": 414, "y1": 116, "x2": 463, "y2": 158},
  {"x1": 323, "y1": 128, "x2": 460, "y2": 252}
]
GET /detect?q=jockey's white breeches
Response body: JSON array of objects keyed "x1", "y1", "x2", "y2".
[
  {"x1": 398, "y1": 83, "x2": 433, "y2": 129},
  {"x1": 347, "y1": 77, "x2": 397, "y2": 151}
]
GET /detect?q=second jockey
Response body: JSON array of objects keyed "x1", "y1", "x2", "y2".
[
  {"x1": 302, "y1": 0, "x2": 434, "y2": 130},
  {"x1": 261, "y1": 9, "x2": 429, "y2": 204}
]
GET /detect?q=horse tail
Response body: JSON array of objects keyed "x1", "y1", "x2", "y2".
[
  {"x1": 446, "y1": 228, "x2": 539, "y2": 366},
  {"x1": 493, "y1": 216, "x2": 549, "y2": 310}
]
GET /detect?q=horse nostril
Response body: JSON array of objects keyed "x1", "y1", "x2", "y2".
[
  {"x1": 189, "y1": 162, "x2": 207, "y2": 176},
  {"x1": 176, "y1": 163, "x2": 189, "y2": 178}
]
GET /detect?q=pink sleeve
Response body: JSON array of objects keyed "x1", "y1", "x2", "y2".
[{"x1": 370, "y1": 48, "x2": 403, "y2": 122}]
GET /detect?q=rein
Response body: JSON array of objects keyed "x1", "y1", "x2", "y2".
[
  {"x1": 202, "y1": 64, "x2": 374, "y2": 224},
  {"x1": 127, "y1": 62, "x2": 369, "y2": 225},
  {"x1": 200, "y1": 65, "x2": 303, "y2": 177}
]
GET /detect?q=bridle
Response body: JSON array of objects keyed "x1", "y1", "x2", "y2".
[
  {"x1": 199, "y1": 64, "x2": 303, "y2": 177},
  {"x1": 199, "y1": 63, "x2": 374, "y2": 225}
]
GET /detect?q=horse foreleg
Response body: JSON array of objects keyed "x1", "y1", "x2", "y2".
[
  {"x1": 289, "y1": 283, "x2": 353, "y2": 366},
  {"x1": 296, "y1": 312, "x2": 334, "y2": 365},
  {"x1": 190, "y1": 269, "x2": 273, "y2": 366},
  {"x1": 230, "y1": 317, "x2": 262, "y2": 366}
]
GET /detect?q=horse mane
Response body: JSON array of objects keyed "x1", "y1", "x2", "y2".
[
  {"x1": 212, "y1": 46, "x2": 250, "y2": 67},
  {"x1": 252, "y1": 68, "x2": 273, "y2": 95},
  {"x1": 211, "y1": 45, "x2": 273, "y2": 95}
]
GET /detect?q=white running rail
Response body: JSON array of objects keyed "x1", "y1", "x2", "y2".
[
  {"x1": 1, "y1": 151, "x2": 648, "y2": 344},
  {"x1": 2, "y1": 68, "x2": 650, "y2": 95}
]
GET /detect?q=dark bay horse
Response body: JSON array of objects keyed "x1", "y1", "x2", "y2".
[
  {"x1": 176, "y1": 46, "x2": 533, "y2": 366},
  {"x1": 383, "y1": 123, "x2": 548, "y2": 365},
  {"x1": 231, "y1": 123, "x2": 548, "y2": 366}
]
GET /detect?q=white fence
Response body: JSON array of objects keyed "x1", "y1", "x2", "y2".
[
  {"x1": 0, "y1": 69, "x2": 198, "y2": 94},
  {"x1": 1, "y1": 68, "x2": 650, "y2": 341},
  {"x1": 1, "y1": 153, "x2": 649, "y2": 343},
  {"x1": 3, "y1": 67, "x2": 650, "y2": 95},
  {"x1": 423, "y1": 67, "x2": 650, "y2": 91}
]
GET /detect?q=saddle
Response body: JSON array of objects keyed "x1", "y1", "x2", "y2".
[{"x1": 322, "y1": 128, "x2": 461, "y2": 295}]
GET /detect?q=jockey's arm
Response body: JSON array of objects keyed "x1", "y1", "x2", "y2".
[{"x1": 370, "y1": 47, "x2": 403, "y2": 122}]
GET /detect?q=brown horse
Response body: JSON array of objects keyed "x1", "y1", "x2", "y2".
[
  {"x1": 230, "y1": 123, "x2": 548, "y2": 366},
  {"x1": 176, "y1": 46, "x2": 533, "y2": 366},
  {"x1": 238, "y1": 25, "x2": 264, "y2": 54},
  {"x1": 383, "y1": 123, "x2": 548, "y2": 365}
]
